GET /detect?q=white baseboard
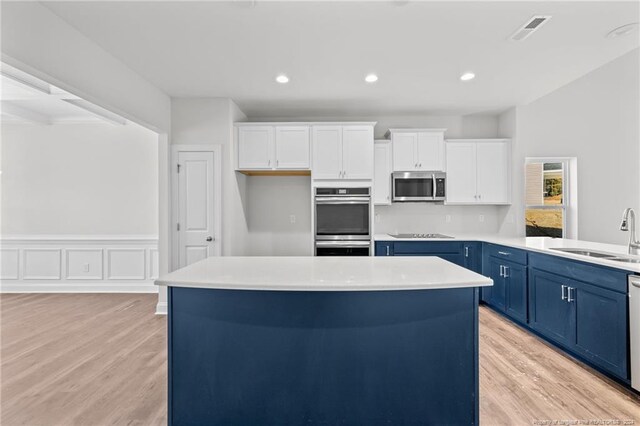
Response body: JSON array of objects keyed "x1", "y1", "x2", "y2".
[
  {"x1": 1, "y1": 283, "x2": 158, "y2": 293},
  {"x1": 1, "y1": 235, "x2": 160, "y2": 293},
  {"x1": 155, "y1": 301, "x2": 167, "y2": 315}
]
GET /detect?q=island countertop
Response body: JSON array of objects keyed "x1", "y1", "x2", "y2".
[{"x1": 155, "y1": 256, "x2": 492, "y2": 291}]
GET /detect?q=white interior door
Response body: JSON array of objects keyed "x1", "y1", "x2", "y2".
[
  {"x1": 445, "y1": 142, "x2": 477, "y2": 203},
  {"x1": 177, "y1": 151, "x2": 217, "y2": 267}
]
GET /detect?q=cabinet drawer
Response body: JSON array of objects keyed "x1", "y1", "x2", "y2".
[
  {"x1": 529, "y1": 253, "x2": 628, "y2": 294},
  {"x1": 485, "y1": 244, "x2": 527, "y2": 265},
  {"x1": 393, "y1": 241, "x2": 464, "y2": 255}
]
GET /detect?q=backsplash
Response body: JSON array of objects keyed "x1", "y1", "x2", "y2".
[{"x1": 373, "y1": 203, "x2": 506, "y2": 236}]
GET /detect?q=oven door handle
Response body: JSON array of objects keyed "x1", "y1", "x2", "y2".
[
  {"x1": 315, "y1": 197, "x2": 370, "y2": 204},
  {"x1": 315, "y1": 241, "x2": 371, "y2": 248}
]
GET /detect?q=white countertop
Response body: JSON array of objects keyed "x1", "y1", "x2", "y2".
[
  {"x1": 155, "y1": 256, "x2": 492, "y2": 291},
  {"x1": 375, "y1": 234, "x2": 640, "y2": 273}
]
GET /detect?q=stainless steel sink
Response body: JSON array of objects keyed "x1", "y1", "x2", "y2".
[
  {"x1": 549, "y1": 248, "x2": 618, "y2": 258},
  {"x1": 549, "y1": 247, "x2": 640, "y2": 264},
  {"x1": 610, "y1": 258, "x2": 640, "y2": 264}
]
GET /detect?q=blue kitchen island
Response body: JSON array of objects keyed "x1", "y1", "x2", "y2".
[{"x1": 156, "y1": 256, "x2": 492, "y2": 426}]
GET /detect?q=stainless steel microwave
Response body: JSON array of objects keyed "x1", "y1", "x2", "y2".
[{"x1": 392, "y1": 172, "x2": 446, "y2": 202}]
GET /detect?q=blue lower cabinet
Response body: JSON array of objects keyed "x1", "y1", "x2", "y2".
[
  {"x1": 504, "y1": 261, "x2": 527, "y2": 324},
  {"x1": 375, "y1": 241, "x2": 394, "y2": 256},
  {"x1": 487, "y1": 258, "x2": 506, "y2": 311},
  {"x1": 529, "y1": 260, "x2": 629, "y2": 381},
  {"x1": 529, "y1": 268, "x2": 575, "y2": 348},
  {"x1": 463, "y1": 243, "x2": 482, "y2": 274},
  {"x1": 573, "y1": 280, "x2": 627, "y2": 379}
]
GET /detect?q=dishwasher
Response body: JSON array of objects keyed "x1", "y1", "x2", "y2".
[{"x1": 630, "y1": 275, "x2": 640, "y2": 391}]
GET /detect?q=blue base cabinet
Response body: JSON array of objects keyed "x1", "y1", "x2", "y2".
[
  {"x1": 529, "y1": 253, "x2": 629, "y2": 381},
  {"x1": 483, "y1": 244, "x2": 528, "y2": 324},
  {"x1": 375, "y1": 239, "x2": 633, "y2": 385}
]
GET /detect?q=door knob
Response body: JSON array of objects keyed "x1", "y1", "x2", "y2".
[{"x1": 206, "y1": 236, "x2": 213, "y2": 242}]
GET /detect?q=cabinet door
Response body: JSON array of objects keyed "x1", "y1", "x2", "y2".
[
  {"x1": 476, "y1": 142, "x2": 509, "y2": 204},
  {"x1": 375, "y1": 242, "x2": 393, "y2": 256},
  {"x1": 274, "y1": 126, "x2": 310, "y2": 169},
  {"x1": 374, "y1": 142, "x2": 392, "y2": 205},
  {"x1": 342, "y1": 126, "x2": 373, "y2": 179},
  {"x1": 488, "y1": 258, "x2": 506, "y2": 311},
  {"x1": 312, "y1": 126, "x2": 342, "y2": 179},
  {"x1": 528, "y1": 269, "x2": 574, "y2": 348},
  {"x1": 417, "y1": 131, "x2": 444, "y2": 171},
  {"x1": 238, "y1": 126, "x2": 274, "y2": 169},
  {"x1": 445, "y1": 143, "x2": 477, "y2": 203},
  {"x1": 573, "y1": 281, "x2": 628, "y2": 379},
  {"x1": 463, "y1": 243, "x2": 482, "y2": 274},
  {"x1": 504, "y1": 262, "x2": 527, "y2": 323},
  {"x1": 392, "y1": 132, "x2": 418, "y2": 171}
]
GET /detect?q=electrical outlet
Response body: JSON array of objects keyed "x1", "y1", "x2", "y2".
[
  {"x1": 479, "y1": 215, "x2": 485, "y2": 223},
  {"x1": 289, "y1": 215, "x2": 296, "y2": 224},
  {"x1": 445, "y1": 215, "x2": 451, "y2": 223},
  {"x1": 83, "y1": 263, "x2": 90, "y2": 272}
]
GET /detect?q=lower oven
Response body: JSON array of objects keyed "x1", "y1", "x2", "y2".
[{"x1": 314, "y1": 187, "x2": 371, "y2": 256}]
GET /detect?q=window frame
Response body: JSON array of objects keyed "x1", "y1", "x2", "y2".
[{"x1": 524, "y1": 157, "x2": 577, "y2": 239}]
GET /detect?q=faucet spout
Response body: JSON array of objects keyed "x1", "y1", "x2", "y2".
[{"x1": 621, "y1": 208, "x2": 640, "y2": 255}]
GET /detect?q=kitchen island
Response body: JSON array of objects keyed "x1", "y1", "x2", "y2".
[{"x1": 156, "y1": 256, "x2": 492, "y2": 426}]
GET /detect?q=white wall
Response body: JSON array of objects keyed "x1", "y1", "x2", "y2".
[
  {"x1": 499, "y1": 48, "x2": 639, "y2": 245},
  {"x1": 2, "y1": 122, "x2": 158, "y2": 235},
  {"x1": 171, "y1": 98, "x2": 249, "y2": 256}
]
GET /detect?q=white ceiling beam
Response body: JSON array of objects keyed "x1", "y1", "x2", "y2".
[
  {"x1": 1, "y1": 101, "x2": 51, "y2": 125},
  {"x1": 0, "y1": 71, "x2": 51, "y2": 95},
  {"x1": 62, "y1": 99, "x2": 127, "y2": 125}
]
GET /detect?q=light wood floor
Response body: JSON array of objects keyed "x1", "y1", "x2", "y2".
[{"x1": 1, "y1": 294, "x2": 639, "y2": 425}]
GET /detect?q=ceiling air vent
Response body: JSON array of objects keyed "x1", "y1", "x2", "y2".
[{"x1": 510, "y1": 15, "x2": 552, "y2": 41}]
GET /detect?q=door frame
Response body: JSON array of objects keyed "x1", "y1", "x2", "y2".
[{"x1": 171, "y1": 145, "x2": 223, "y2": 271}]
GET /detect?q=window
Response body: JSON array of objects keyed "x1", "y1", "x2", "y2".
[{"x1": 525, "y1": 159, "x2": 574, "y2": 238}]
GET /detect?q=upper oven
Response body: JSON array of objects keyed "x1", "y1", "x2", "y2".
[
  {"x1": 392, "y1": 171, "x2": 446, "y2": 202},
  {"x1": 315, "y1": 187, "x2": 371, "y2": 239}
]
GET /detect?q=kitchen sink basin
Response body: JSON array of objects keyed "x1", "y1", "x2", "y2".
[
  {"x1": 549, "y1": 247, "x2": 640, "y2": 264},
  {"x1": 549, "y1": 248, "x2": 618, "y2": 258}
]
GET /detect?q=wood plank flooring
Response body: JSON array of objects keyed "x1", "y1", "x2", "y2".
[{"x1": 1, "y1": 294, "x2": 639, "y2": 425}]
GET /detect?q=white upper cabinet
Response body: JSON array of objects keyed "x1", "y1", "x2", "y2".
[
  {"x1": 373, "y1": 140, "x2": 392, "y2": 205},
  {"x1": 312, "y1": 124, "x2": 374, "y2": 180},
  {"x1": 238, "y1": 126, "x2": 274, "y2": 169},
  {"x1": 237, "y1": 124, "x2": 310, "y2": 170},
  {"x1": 445, "y1": 139, "x2": 511, "y2": 205},
  {"x1": 274, "y1": 126, "x2": 310, "y2": 169},
  {"x1": 312, "y1": 126, "x2": 343, "y2": 179},
  {"x1": 342, "y1": 126, "x2": 374, "y2": 179},
  {"x1": 389, "y1": 129, "x2": 446, "y2": 172}
]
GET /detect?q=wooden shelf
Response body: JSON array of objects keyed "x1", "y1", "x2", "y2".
[{"x1": 237, "y1": 170, "x2": 311, "y2": 177}]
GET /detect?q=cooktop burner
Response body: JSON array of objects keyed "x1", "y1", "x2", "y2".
[{"x1": 390, "y1": 233, "x2": 454, "y2": 239}]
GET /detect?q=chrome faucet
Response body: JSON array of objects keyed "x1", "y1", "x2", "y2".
[{"x1": 620, "y1": 208, "x2": 640, "y2": 255}]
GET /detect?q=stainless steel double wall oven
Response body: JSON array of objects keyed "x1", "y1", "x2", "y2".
[{"x1": 314, "y1": 187, "x2": 372, "y2": 256}]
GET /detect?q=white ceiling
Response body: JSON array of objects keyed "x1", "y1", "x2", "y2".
[
  {"x1": 42, "y1": 1, "x2": 639, "y2": 118},
  {"x1": 0, "y1": 63, "x2": 127, "y2": 124}
]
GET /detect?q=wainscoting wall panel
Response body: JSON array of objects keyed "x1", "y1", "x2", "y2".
[{"x1": 0, "y1": 236, "x2": 159, "y2": 292}]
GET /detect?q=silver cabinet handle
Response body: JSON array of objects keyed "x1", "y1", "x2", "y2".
[
  {"x1": 561, "y1": 285, "x2": 568, "y2": 301},
  {"x1": 499, "y1": 265, "x2": 504, "y2": 277},
  {"x1": 415, "y1": 163, "x2": 418, "y2": 168},
  {"x1": 276, "y1": 159, "x2": 279, "y2": 167},
  {"x1": 567, "y1": 287, "x2": 575, "y2": 303},
  {"x1": 465, "y1": 247, "x2": 469, "y2": 257},
  {"x1": 206, "y1": 236, "x2": 214, "y2": 242},
  {"x1": 503, "y1": 266, "x2": 509, "y2": 278},
  {"x1": 498, "y1": 251, "x2": 510, "y2": 256},
  {"x1": 386, "y1": 246, "x2": 390, "y2": 256}
]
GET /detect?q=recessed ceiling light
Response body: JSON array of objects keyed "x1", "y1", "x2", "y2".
[
  {"x1": 460, "y1": 72, "x2": 476, "y2": 82},
  {"x1": 606, "y1": 22, "x2": 639, "y2": 39},
  {"x1": 365, "y1": 74, "x2": 378, "y2": 83},
  {"x1": 275, "y1": 74, "x2": 289, "y2": 84}
]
